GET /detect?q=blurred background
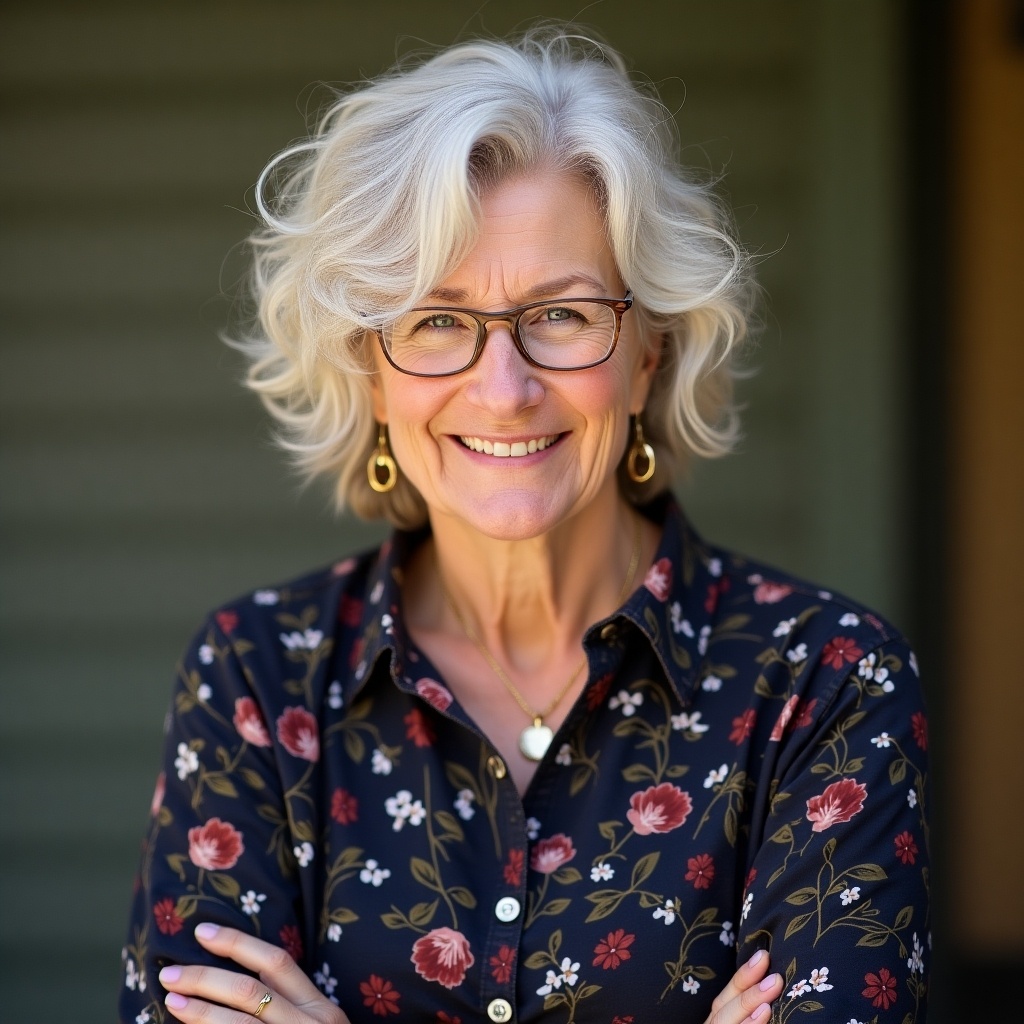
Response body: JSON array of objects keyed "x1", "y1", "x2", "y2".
[{"x1": 1, "y1": 1, "x2": 1021, "y2": 1021}]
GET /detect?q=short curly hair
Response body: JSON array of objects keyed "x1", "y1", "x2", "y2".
[{"x1": 238, "y1": 25, "x2": 755, "y2": 527}]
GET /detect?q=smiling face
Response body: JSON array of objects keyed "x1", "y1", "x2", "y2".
[{"x1": 369, "y1": 167, "x2": 659, "y2": 540}]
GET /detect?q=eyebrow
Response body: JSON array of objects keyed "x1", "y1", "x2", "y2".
[{"x1": 425, "y1": 274, "x2": 612, "y2": 306}]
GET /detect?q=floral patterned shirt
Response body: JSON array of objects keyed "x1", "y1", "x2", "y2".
[{"x1": 120, "y1": 496, "x2": 930, "y2": 1024}]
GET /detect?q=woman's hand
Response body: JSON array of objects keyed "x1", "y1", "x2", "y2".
[
  {"x1": 159, "y1": 923, "x2": 351, "y2": 1024},
  {"x1": 703, "y1": 949, "x2": 783, "y2": 1024}
]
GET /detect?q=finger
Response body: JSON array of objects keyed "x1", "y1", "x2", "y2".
[
  {"x1": 706, "y1": 964, "x2": 784, "y2": 1024},
  {"x1": 707, "y1": 948, "x2": 771, "y2": 1015},
  {"x1": 160, "y1": 963, "x2": 279, "y2": 1022},
  {"x1": 192, "y1": 922, "x2": 322, "y2": 1007}
]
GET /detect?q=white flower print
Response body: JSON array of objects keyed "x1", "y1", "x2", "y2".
[
  {"x1": 653, "y1": 898, "x2": 678, "y2": 925},
  {"x1": 809, "y1": 967, "x2": 833, "y2": 992},
  {"x1": 370, "y1": 748, "x2": 393, "y2": 775},
  {"x1": 136, "y1": 1011, "x2": 152, "y2": 1024},
  {"x1": 354, "y1": 660, "x2": 367, "y2": 681},
  {"x1": 871, "y1": 732, "x2": 892, "y2": 748},
  {"x1": 846, "y1": 1020, "x2": 866, "y2": 1024},
  {"x1": 670, "y1": 710, "x2": 709, "y2": 734},
  {"x1": 708, "y1": 557, "x2": 722, "y2": 577},
  {"x1": 698, "y1": 624, "x2": 711, "y2": 655},
  {"x1": 701, "y1": 674, "x2": 723, "y2": 692},
  {"x1": 314, "y1": 962, "x2": 339, "y2": 1002},
  {"x1": 526, "y1": 816, "x2": 541, "y2": 840},
  {"x1": 381, "y1": 612, "x2": 393, "y2": 632},
  {"x1": 719, "y1": 920, "x2": 735, "y2": 945},
  {"x1": 198, "y1": 644, "x2": 214, "y2": 665},
  {"x1": 773, "y1": 617, "x2": 797, "y2": 638},
  {"x1": 280, "y1": 628, "x2": 323, "y2": 651},
  {"x1": 197, "y1": 683, "x2": 212, "y2": 702},
  {"x1": 454, "y1": 788, "x2": 476, "y2": 821},
  {"x1": 818, "y1": 589, "x2": 833, "y2": 600},
  {"x1": 590, "y1": 861, "x2": 614, "y2": 882},
  {"x1": 384, "y1": 789, "x2": 426, "y2": 831},
  {"x1": 555, "y1": 743, "x2": 572, "y2": 766},
  {"x1": 786, "y1": 642, "x2": 809, "y2": 663},
  {"x1": 174, "y1": 742, "x2": 198, "y2": 781},
  {"x1": 240, "y1": 890, "x2": 266, "y2": 915},
  {"x1": 858, "y1": 652, "x2": 894, "y2": 691},
  {"x1": 741, "y1": 892, "x2": 753, "y2": 922},
  {"x1": 704, "y1": 763, "x2": 729, "y2": 789},
  {"x1": 840, "y1": 886, "x2": 861, "y2": 905},
  {"x1": 327, "y1": 923, "x2": 342, "y2": 941},
  {"x1": 609, "y1": 689, "x2": 643, "y2": 716},
  {"x1": 560, "y1": 957, "x2": 580, "y2": 986},
  {"x1": 253, "y1": 589, "x2": 279, "y2": 605},
  {"x1": 294, "y1": 842, "x2": 314, "y2": 867},
  {"x1": 537, "y1": 969, "x2": 564, "y2": 995},
  {"x1": 369, "y1": 580, "x2": 384, "y2": 604},
  {"x1": 747, "y1": 573, "x2": 763, "y2": 585},
  {"x1": 908, "y1": 932, "x2": 925, "y2": 974},
  {"x1": 327, "y1": 681, "x2": 343, "y2": 710},
  {"x1": 788, "y1": 979, "x2": 811, "y2": 997},
  {"x1": 839, "y1": 612, "x2": 860, "y2": 627},
  {"x1": 682, "y1": 975, "x2": 701, "y2": 995},
  {"x1": 910, "y1": 651, "x2": 919, "y2": 676},
  {"x1": 359, "y1": 859, "x2": 391, "y2": 886},
  {"x1": 671, "y1": 603, "x2": 694, "y2": 637},
  {"x1": 908, "y1": 787, "x2": 918, "y2": 808},
  {"x1": 124, "y1": 958, "x2": 140, "y2": 991}
]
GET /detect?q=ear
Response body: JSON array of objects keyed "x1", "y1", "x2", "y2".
[{"x1": 629, "y1": 329, "x2": 664, "y2": 415}]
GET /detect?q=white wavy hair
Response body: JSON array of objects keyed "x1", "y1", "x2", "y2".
[{"x1": 239, "y1": 25, "x2": 756, "y2": 527}]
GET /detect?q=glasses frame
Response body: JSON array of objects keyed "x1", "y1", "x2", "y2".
[{"x1": 373, "y1": 290, "x2": 634, "y2": 377}]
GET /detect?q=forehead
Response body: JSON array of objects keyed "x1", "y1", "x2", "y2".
[{"x1": 427, "y1": 168, "x2": 621, "y2": 306}]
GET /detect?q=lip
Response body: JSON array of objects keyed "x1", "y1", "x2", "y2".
[{"x1": 456, "y1": 432, "x2": 563, "y2": 457}]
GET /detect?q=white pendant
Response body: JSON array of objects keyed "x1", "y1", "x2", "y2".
[{"x1": 519, "y1": 722, "x2": 554, "y2": 761}]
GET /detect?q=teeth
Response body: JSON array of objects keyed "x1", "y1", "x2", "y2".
[{"x1": 459, "y1": 434, "x2": 560, "y2": 457}]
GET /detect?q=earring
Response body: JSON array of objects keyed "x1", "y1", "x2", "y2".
[
  {"x1": 367, "y1": 424, "x2": 398, "y2": 493},
  {"x1": 626, "y1": 416, "x2": 656, "y2": 483}
]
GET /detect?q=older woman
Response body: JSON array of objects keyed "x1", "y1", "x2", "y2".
[{"x1": 120, "y1": 28, "x2": 930, "y2": 1024}]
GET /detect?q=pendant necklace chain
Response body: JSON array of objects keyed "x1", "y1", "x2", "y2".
[{"x1": 438, "y1": 513, "x2": 643, "y2": 762}]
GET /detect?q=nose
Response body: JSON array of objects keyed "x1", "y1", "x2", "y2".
[{"x1": 464, "y1": 321, "x2": 544, "y2": 414}]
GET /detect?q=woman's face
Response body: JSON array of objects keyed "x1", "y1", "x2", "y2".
[{"x1": 369, "y1": 167, "x2": 659, "y2": 540}]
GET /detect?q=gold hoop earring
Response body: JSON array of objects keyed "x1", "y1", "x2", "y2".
[
  {"x1": 626, "y1": 417, "x2": 656, "y2": 483},
  {"x1": 367, "y1": 424, "x2": 398, "y2": 493}
]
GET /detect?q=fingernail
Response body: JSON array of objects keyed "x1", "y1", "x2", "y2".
[
  {"x1": 747, "y1": 949, "x2": 764, "y2": 968},
  {"x1": 165, "y1": 993, "x2": 188, "y2": 1010},
  {"x1": 760, "y1": 972, "x2": 780, "y2": 991},
  {"x1": 751, "y1": 1002, "x2": 770, "y2": 1020},
  {"x1": 195, "y1": 922, "x2": 219, "y2": 940},
  {"x1": 159, "y1": 966, "x2": 182, "y2": 984}
]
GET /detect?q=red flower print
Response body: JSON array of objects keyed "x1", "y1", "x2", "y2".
[
  {"x1": 643, "y1": 558, "x2": 672, "y2": 601},
  {"x1": 592, "y1": 928, "x2": 635, "y2": 970},
  {"x1": 912, "y1": 711, "x2": 928, "y2": 750},
  {"x1": 233, "y1": 697, "x2": 272, "y2": 747},
  {"x1": 150, "y1": 771, "x2": 166, "y2": 817},
  {"x1": 805, "y1": 778, "x2": 867, "y2": 832},
  {"x1": 612, "y1": 1017, "x2": 635, "y2": 1024},
  {"x1": 729, "y1": 709, "x2": 756, "y2": 745},
  {"x1": 403, "y1": 707, "x2": 436, "y2": 747},
  {"x1": 332, "y1": 556, "x2": 357, "y2": 576},
  {"x1": 769, "y1": 696, "x2": 816, "y2": 741},
  {"x1": 415, "y1": 678, "x2": 454, "y2": 712},
  {"x1": 626, "y1": 783, "x2": 693, "y2": 836},
  {"x1": 744, "y1": 866, "x2": 758, "y2": 890},
  {"x1": 894, "y1": 830, "x2": 919, "y2": 865},
  {"x1": 437, "y1": 1014, "x2": 461, "y2": 1024},
  {"x1": 753, "y1": 581, "x2": 792, "y2": 604},
  {"x1": 531, "y1": 833, "x2": 577, "y2": 874},
  {"x1": 339, "y1": 594, "x2": 364, "y2": 627},
  {"x1": 769, "y1": 695, "x2": 798, "y2": 742},
  {"x1": 215, "y1": 610, "x2": 238, "y2": 634},
  {"x1": 410, "y1": 928, "x2": 475, "y2": 989},
  {"x1": 489, "y1": 944, "x2": 516, "y2": 984},
  {"x1": 187, "y1": 817, "x2": 244, "y2": 870},
  {"x1": 793, "y1": 698, "x2": 818, "y2": 729},
  {"x1": 503, "y1": 848, "x2": 524, "y2": 886},
  {"x1": 685, "y1": 853, "x2": 716, "y2": 890},
  {"x1": 152, "y1": 898, "x2": 184, "y2": 935},
  {"x1": 586, "y1": 673, "x2": 613, "y2": 711},
  {"x1": 862, "y1": 967, "x2": 898, "y2": 1009},
  {"x1": 821, "y1": 636, "x2": 865, "y2": 669},
  {"x1": 360, "y1": 974, "x2": 401, "y2": 1016},
  {"x1": 275, "y1": 706, "x2": 320, "y2": 761},
  {"x1": 330, "y1": 787, "x2": 359, "y2": 825},
  {"x1": 704, "y1": 576, "x2": 730, "y2": 614},
  {"x1": 278, "y1": 924, "x2": 303, "y2": 962}
]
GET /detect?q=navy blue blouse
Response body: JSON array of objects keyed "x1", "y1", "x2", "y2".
[{"x1": 120, "y1": 497, "x2": 930, "y2": 1023}]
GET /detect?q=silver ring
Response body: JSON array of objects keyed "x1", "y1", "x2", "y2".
[{"x1": 253, "y1": 991, "x2": 272, "y2": 1017}]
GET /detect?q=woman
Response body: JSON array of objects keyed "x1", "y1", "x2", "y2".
[{"x1": 120, "y1": 28, "x2": 930, "y2": 1024}]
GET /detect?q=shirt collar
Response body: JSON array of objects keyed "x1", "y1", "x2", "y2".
[{"x1": 343, "y1": 495, "x2": 718, "y2": 709}]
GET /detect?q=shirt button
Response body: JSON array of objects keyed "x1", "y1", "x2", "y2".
[
  {"x1": 494, "y1": 896, "x2": 521, "y2": 922},
  {"x1": 487, "y1": 998, "x2": 514, "y2": 1022},
  {"x1": 487, "y1": 755, "x2": 507, "y2": 779},
  {"x1": 600, "y1": 623, "x2": 617, "y2": 640}
]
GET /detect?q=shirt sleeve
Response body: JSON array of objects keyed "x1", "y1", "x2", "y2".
[
  {"x1": 119, "y1": 615, "x2": 307, "y2": 1024},
  {"x1": 736, "y1": 638, "x2": 930, "y2": 1023}
]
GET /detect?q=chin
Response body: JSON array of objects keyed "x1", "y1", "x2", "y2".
[{"x1": 450, "y1": 491, "x2": 569, "y2": 541}]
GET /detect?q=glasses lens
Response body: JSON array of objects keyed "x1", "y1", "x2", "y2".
[
  {"x1": 383, "y1": 310, "x2": 480, "y2": 375},
  {"x1": 518, "y1": 301, "x2": 616, "y2": 368}
]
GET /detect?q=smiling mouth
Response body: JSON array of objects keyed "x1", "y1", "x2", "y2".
[{"x1": 458, "y1": 433, "x2": 561, "y2": 457}]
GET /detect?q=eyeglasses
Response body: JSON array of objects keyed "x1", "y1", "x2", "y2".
[{"x1": 373, "y1": 291, "x2": 633, "y2": 377}]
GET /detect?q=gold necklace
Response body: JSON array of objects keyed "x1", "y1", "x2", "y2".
[{"x1": 439, "y1": 514, "x2": 643, "y2": 762}]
